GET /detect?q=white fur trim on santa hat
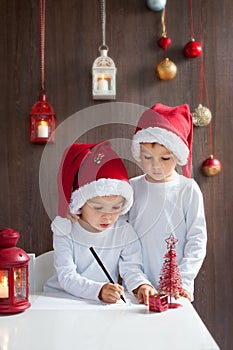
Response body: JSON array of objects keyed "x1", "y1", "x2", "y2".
[
  {"x1": 131, "y1": 127, "x2": 189, "y2": 165},
  {"x1": 69, "y1": 178, "x2": 133, "y2": 215}
]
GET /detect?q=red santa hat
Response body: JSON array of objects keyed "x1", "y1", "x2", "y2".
[
  {"x1": 57, "y1": 140, "x2": 133, "y2": 217},
  {"x1": 131, "y1": 103, "x2": 193, "y2": 178}
]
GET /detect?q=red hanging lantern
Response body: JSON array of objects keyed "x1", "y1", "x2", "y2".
[
  {"x1": 0, "y1": 228, "x2": 31, "y2": 314},
  {"x1": 30, "y1": 94, "x2": 55, "y2": 143},
  {"x1": 30, "y1": 0, "x2": 55, "y2": 144}
]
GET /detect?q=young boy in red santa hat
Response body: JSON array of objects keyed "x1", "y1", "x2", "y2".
[
  {"x1": 129, "y1": 103, "x2": 207, "y2": 302},
  {"x1": 44, "y1": 140, "x2": 155, "y2": 304}
]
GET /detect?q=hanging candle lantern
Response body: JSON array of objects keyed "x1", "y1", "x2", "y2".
[
  {"x1": 30, "y1": 94, "x2": 55, "y2": 143},
  {"x1": 192, "y1": 104, "x2": 212, "y2": 127},
  {"x1": 92, "y1": 45, "x2": 116, "y2": 100},
  {"x1": 0, "y1": 228, "x2": 31, "y2": 314},
  {"x1": 201, "y1": 155, "x2": 222, "y2": 177},
  {"x1": 30, "y1": 0, "x2": 56, "y2": 143},
  {"x1": 184, "y1": 38, "x2": 202, "y2": 58},
  {"x1": 92, "y1": 0, "x2": 116, "y2": 100},
  {"x1": 157, "y1": 58, "x2": 177, "y2": 80},
  {"x1": 146, "y1": 0, "x2": 167, "y2": 11}
]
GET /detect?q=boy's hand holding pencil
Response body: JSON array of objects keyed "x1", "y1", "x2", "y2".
[{"x1": 99, "y1": 283, "x2": 125, "y2": 304}]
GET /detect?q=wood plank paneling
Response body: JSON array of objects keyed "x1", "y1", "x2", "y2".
[{"x1": 1, "y1": 1, "x2": 232, "y2": 348}]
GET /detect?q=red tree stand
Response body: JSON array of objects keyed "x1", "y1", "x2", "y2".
[{"x1": 157, "y1": 234, "x2": 183, "y2": 309}]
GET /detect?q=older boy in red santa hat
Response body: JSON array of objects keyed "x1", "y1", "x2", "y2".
[{"x1": 129, "y1": 103, "x2": 207, "y2": 302}]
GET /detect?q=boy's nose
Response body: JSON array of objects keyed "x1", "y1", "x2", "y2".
[
  {"x1": 102, "y1": 212, "x2": 112, "y2": 219},
  {"x1": 152, "y1": 159, "x2": 160, "y2": 168}
]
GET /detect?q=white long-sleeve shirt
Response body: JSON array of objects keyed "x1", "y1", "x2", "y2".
[
  {"x1": 128, "y1": 174, "x2": 207, "y2": 301},
  {"x1": 44, "y1": 216, "x2": 152, "y2": 301}
]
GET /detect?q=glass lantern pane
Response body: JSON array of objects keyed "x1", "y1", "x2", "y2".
[
  {"x1": 14, "y1": 268, "x2": 27, "y2": 300},
  {"x1": 0, "y1": 270, "x2": 9, "y2": 300}
]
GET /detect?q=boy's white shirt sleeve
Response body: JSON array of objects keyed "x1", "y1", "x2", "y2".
[
  {"x1": 178, "y1": 181, "x2": 207, "y2": 297},
  {"x1": 50, "y1": 216, "x2": 105, "y2": 301}
]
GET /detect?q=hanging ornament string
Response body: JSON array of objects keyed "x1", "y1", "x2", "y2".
[
  {"x1": 184, "y1": 0, "x2": 202, "y2": 58},
  {"x1": 161, "y1": 7, "x2": 166, "y2": 36},
  {"x1": 156, "y1": 4, "x2": 176, "y2": 80},
  {"x1": 199, "y1": 6, "x2": 213, "y2": 155},
  {"x1": 196, "y1": 0, "x2": 221, "y2": 176},
  {"x1": 189, "y1": 0, "x2": 195, "y2": 39},
  {"x1": 40, "y1": 0, "x2": 45, "y2": 93},
  {"x1": 100, "y1": 0, "x2": 106, "y2": 47},
  {"x1": 157, "y1": 7, "x2": 171, "y2": 51}
]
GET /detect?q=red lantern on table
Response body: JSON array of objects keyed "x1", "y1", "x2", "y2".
[
  {"x1": 30, "y1": 94, "x2": 55, "y2": 143},
  {"x1": 0, "y1": 228, "x2": 31, "y2": 314}
]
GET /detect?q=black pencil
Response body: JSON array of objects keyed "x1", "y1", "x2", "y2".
[{"x1": 89, "y1": 246, "x2": 126, "y2": 303}]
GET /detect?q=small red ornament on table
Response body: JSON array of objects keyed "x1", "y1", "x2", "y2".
[{"x1": 149, "y1": 294, "x2": 169, "y2": 312}]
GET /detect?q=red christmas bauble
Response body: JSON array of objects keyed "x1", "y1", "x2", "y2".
[
  {"x1": 201, "y1": 155, "x2": 222, "y2": 176},
  {"x1": 157, "y1": 36, "x2": 171, "y2": 50},
  {"x1": 184, "y1": 39, "x2": 202, "y2": 58}
]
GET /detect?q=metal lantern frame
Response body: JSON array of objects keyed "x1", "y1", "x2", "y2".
[{"x1": 0, "y1": 228, "x2": 30, "y2": 314}]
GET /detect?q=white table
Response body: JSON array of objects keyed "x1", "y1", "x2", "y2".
[{"x1": 0, "y1": 292, "x2": 219, "y2": 350}]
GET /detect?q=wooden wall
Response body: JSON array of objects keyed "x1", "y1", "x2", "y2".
[{"x1": 1, "y1": 1, "x2": 233, "y2": 348}]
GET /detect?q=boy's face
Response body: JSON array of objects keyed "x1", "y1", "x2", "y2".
[
  {"x1": 140, "y1": 143, "x2": 178, "y2": 183},
  {"x1": 80, "y1": 195, "x2": 125, "y2": 233}
]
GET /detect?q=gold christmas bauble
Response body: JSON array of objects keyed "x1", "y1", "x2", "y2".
[
  {"x1": 192, "y1": 104, "x2": 212, "y2": 127},
  {"x1": 157, "y1": 58, "x2": 177, "y2": 80}
]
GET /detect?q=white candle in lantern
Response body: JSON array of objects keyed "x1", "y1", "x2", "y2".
[
  {"x1": 0, "y1": 276, "x2": 8, "y2": 298},
  {"x1": 98, "y1": 75, "x2": 108, "y2": 91},
  {"x1": 37, "y1": 120, "x2": 49, "y2": 138}
]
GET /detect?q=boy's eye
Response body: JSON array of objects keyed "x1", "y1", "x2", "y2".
[
  {"x1": 93, "y1": 206, "x2": 103, "y2": 211},
  {"x1": 144, "y1": 155, "x2": 152, "y2": 160},
  {"x1": 112, "y1": 205, "x2": 123, "y2": 211},
  {"x1": 161, "y1": 157, "x2": 171, "y2": 161}
]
